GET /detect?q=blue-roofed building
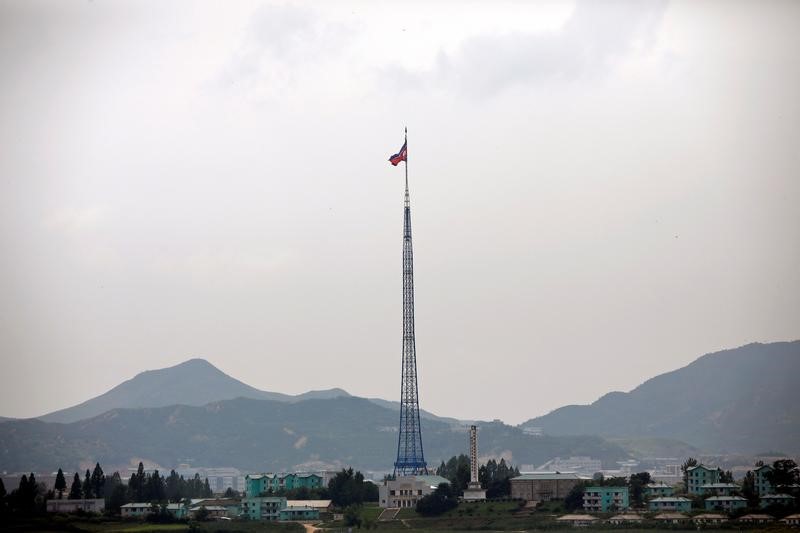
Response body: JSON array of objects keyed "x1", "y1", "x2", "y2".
[
  {"x1": 649, "y1": 497, "x2": 692, "y2": 512},
  {"x1": 686, "y1": 465, "x2": 720, "y2": 495},
  {"x1": 754, "y1": 465, "x2": 774, "y2": 496},
  {"x1": 583, "y1": 486, "x2": 629, "y2": 512},
  {"x1": 760, "y1": 493, "x2": 795, "y2": 508},
  {"x1": 698, "y1": 483, "x2": 739, "y2": 496},
  {"x1": 704, "y1": 496, "x2": 747, "y2": 512}
]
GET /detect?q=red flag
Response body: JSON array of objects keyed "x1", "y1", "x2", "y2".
[{"x1": 389, "y1": 141, "x2": 407, "y2": 166}]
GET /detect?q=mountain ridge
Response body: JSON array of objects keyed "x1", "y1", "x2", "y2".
[{"x1": 520, "y1": 341, "x2": 800, "y2": 453}]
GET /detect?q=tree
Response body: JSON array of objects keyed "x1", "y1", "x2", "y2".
[
  {"x1": 108, "y1": 483, "x2": 128, "y2": 515},
  {"x1": 344, "y1": 504, "x2": 363, "y2": 527},
  {"x1": 166, "y1": 470, "x2": 183, "y2": 502},
  {"x1": 54, "y1": 468, "x2": 67, "y2": 499},
  {"x1": 69, "y1": 473, "x2": 82, "y2": 499},
  {"x1": 223, "y1": 487, "x2": 239, "y2": 498},
  {"x1": 719, "y1": 469, "x2": 734, "y2": 483},
  {"x1": 741, "y1": 471, "x2": 758, "y2": 507},
  {"x1": 766, "y1": 459, "x2": 800, "y2": 490},
  {"x1": 564, "y1": 482, "x2": 587, "y2": 511},
  {"x1": 329, "y1": 468, "x2": 374, "y2": 507},
  {"x1": 82, "y1": 469, "x2": 93, "y2": 499},
  {"x1": 416, "y1": 483, "x2": 457, "y2": 517},
  {"x1": 194, "y1": 506, "x2": 210, "y2": 521},
  {"x1": 628, "y1": 472, "x2": 652, "y2": 507},
  {"x1": 681, "y1": 458, "x2": 698, "y2": 492},
  {"x1": 148, "y1": 470, "x2": 166, "y2": 502},
  {"x1": 202, "y1": 478, "x2": 212, "y2": 498},
  {"x1": 90, "y1": 463, "x2": 105, "y2": 499}
]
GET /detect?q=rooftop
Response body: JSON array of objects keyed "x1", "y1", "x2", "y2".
[
  {"x1": 556, "y1": 514, "x2": 597, "y2": 521},
  {"x1": 705, "y1": 496, "x2": 746, "y2": 501},
  {"x1": 651, "y1": 497, "x2": 691, "y2": 502},
  {"x1": 513, "y1": 472, "x2": 588, "y2": 481},
  {"x1": 654, "y1": 513, "x2": 689, "y2": 520},
  {"x1": 700, "y1": 483, "x2": 739, "y2": 488}
]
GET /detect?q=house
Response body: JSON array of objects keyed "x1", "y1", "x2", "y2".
[
  {"x1": 698, "y1": 483, "x2": 739, "y2": 496},
  {"x1": 653, "y1": 512, "x2": 689, "y2": 524},
  {"x1": 286, "y1": 499, "x2": 332, "y2": 515},
  {"x1": 649, "y1": 496, "x2": 692, "y2": 512},
  {"x1": 582, "y1": 486, "x2": 629, "y2": 512},
  {"x1": 643, "y1": 482, "x2": 674, "y2": 498},
  {"x1": 692, "y1": 513, "x2": 728, "y2": 525},
  {"x1": 738, "y1": 514, "x2": 774, "y2": 524},
  {"x1": 686, "y1": 465, "x2": 720, "y2": 495},
  {"x1": 754, "y1": 465, "x2": 774, "y2": 496},
  {"x1": 121, "y1": 502, "x2": 155, "y2": 518},
  {"x1": 556, "y1": 514, "x2": 598, "y2": 527},
  {"x1": 165, "y1": 503, "x2": 187, "y2": 519},
  {"x1": 46, "y1": 498, "x2": 105, "y2": 513},
  {"x1": 509, "y1": 472, "x2": 589, "y2": 502},
  {"x1": 279, "y1": 505, "x2": 320, "y2": 521},
  {"x1": 190, "y1": 505, "x2": 227, "y2": 519},
  {"x1": 781, "y1": 513, "x2": 800, "y2": 526},
  {"x1": 379, "y1": 475, "x2": 450, "y2": 508},
  {"x1": 704, "y1": 495, "x2": 747, "y2": 511},
  {"x1": 760, "y1": 493, "x2": 795, "y2": 508},
  {"x1": 607, "y1": 514, "x2": 643, "y2": 525}
]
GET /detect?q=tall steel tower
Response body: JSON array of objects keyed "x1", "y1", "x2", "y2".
[{"x1": 392, "y1": 130, "x2": 428, "y2": 476}]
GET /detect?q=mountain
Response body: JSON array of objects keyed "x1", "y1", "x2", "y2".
[
  {"x1": 38, "y1": 358, "x2": 350, "y2": 424},
  {"x1": 519, "y1": 341, "x2": 800, "y2": 454},
  {"x1": 0, "y1": 396, "x2": 630, "y2": 473}
]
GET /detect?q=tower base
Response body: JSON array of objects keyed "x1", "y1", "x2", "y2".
[{"x1": 463, "y1": 482, "x2": 486, "y2": 501}]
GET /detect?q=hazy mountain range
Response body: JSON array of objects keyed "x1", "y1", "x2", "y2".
[
  {"x1": 0, "y1": 341, "x2": 797, "y2": 473},
  {"x1": 520, "y1": 341, "x2": 800, "y2": 454}
]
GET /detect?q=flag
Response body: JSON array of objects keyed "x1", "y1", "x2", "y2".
[{"x1": 389, "y1": 141, "x2": 407, "y2": 166}]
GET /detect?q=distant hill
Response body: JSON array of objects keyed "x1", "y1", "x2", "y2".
[
  {"x1": 519, "y1": 341, "x2": 800, "y2": 454},
  {"x1": 38, "y1": 359, "x2": 350, "y2": 424},
  {"x1": 0, "y1": 396, "x2": 630, "y2": 473}
]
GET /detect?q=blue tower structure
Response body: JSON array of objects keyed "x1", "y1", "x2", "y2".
[{"x1": 393, "y1": 130, "x2": 428, "y2": 476}]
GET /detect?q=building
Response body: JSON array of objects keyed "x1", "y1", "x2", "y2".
[
  {"x1": 692, "y1": 513, "x2": 728, "y2": 525},
  {"x1": 536, "y1": 457, "x2": 602, "y2": 477},
  {"x1": 760, "y1": 493, "x2": 795, "y2": 508},
  {"x1": 697, "y1": 482, "x2": 738, "y2": 496},
  {"x1": 607, "y1": 514, "x2": 642, "y2": 525},
  {"x1": 781, "y1": 514, "x2": 800, "y2": 526},
  {"x1": 175, "y1": 465, "x2": 245, "y2": 494},
  {"x1": 738, "y1": 513, "x2": 774, "y2": 524},
  {"x1": 653, "y1": 512, "x2": 689, "y2": 524},
  {"x1": 165, "y1": 503, "x2": 188, "y2": 519},
  {"x1": 379, "y1": 475, "x2": 450, "y2": 509},
  {"x1": 649, "y1": 497, "x2": 692, "y2": 512},
  {"x1": 686, "y1": 465, "x2": 720, "y2": 495},
  {"x1": 46, "y1": 498, "x2": 105, "y2": 513},
  {"x1": 241, "y1": 497, "x2": 287, "y2": 521},
  {"x1": 245, "y1": 473, "x2": 323, "y2": 497},
  {"x1": 582, "y1": 486, "x2": 629, "y2": 512},
  {"x1": 279, "y1": 505, "x2": 320, "y2": 521},
  {"x1": 704, "y1": 496, "x2": 747, "y2": 511},
  {"x1": 754, "y1": 464, "x2": 774, "y2": 496},
  {"x1": 190, "y1": 505, "x2": 227, "y2": 519},
  {"x1": 556, "y1": 514, "x2": 598, "y2": 527},
  {"x1": 121, "y1": 503, "x2": 154, "y2": 518},
  {"x1": 643, "y1": 482, "x2": 674, "y2": 499},
  {"x1": 510, "y1": 472, "x2": 588, "y2": 502},
  {"x1": 286, "y1": 499, "x2": 332, "y2": 515}
]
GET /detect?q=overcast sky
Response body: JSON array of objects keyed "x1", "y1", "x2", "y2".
[{"x1": 1, "y1": 0, "x2": 798, "y2": 425}]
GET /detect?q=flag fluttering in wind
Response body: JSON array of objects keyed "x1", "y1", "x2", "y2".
[{"x1": 389, "y1": 141, "x2": 407, "y2": 166}]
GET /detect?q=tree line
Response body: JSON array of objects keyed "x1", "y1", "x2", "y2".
[
  {"x1": 434, "y1": 455, "x2": 520, "y2": 498},
  {"x1": 0, "y1": 461, "x2": 213, "y2": 516}
]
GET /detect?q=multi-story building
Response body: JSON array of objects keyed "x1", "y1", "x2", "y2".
[
  {"x1": 643, "y1": 482, "x2": 674, "y2": 499},
  {"x1": 241, "y1": 496, "x2": 286, "y2": 521},
  {"x1": 704, "y1": 496, "x2": 747, "y2": 511},
  {"x1": 379, "y1": 475, "x2": 450, "y2": 509},
  {"x1": 649, "y1": 497, "x2": 692, "y2": 512},
  {"x1": 582, "y1": 486, "x2": 629, "y2": 512},
  {"x1": 510, "y1": 472, "x2": 589, "y2": 502},
  {"x1": 686, "y1": 465, "x2": 720, "y2": 495},
  {"x1": 245, "y1": 473, "x2": 323, "y2": 497},
  {"x1": 754, "y1": 464, "x2": 774, "y2": 496},
  {"x1": 698, "y1": 483, "x2": 739, "y2": 496}
]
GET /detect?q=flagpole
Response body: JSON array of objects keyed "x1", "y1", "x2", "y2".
[{"x1": 404, "y1": 127, "x2": 409, "y2": 207}]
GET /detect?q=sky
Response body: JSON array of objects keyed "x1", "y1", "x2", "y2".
[{"x1": 1, "y1": 0, "x2": 798, "y2": 425}]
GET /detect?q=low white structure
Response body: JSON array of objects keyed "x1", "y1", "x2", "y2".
[
  {"x1": 556, "y1": 514, "x2": 598, "y2": 527},
  {"x1": 379, "y1": 475, "x2": 450, "y2": 509},
  {"x1": 46, "y1": 498, "x2": 105, "y2": 513},
  {"x1": 121, "y1": 502, "x2": 154, "y2": 518}
]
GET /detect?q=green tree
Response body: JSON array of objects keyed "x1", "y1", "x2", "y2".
[
  {"x1": 202, "y1": 478, "x2": 212, "y2": 498},
  {"x1": 416, "y1": 483, "x2": 457, "y2": 516},
  {"x1": 166, "y1": 470, "x2": 183, "y2": 502},
  {"x1": 54, "y1": 468, "x2": 67, "y2": 499},
  {"x1": 82, "y1": 469, "x2": 93, "y2": 498},
  {"x1": 564, "y1": 482, "x2": 587, "y2": 511},
  {"x1": 329, "y1": 468, "x2": 374, "y2": 507},
  {"x1": 766, "y1": 459, "x2": 800, "y2": 490},
  {"x1": 90, "y1": 463, "x2": 105, "y2": 499},
  {"x1": 108, "y1": 483, "x2": 128, "y2": 515},
  {"x1": 69, "y1": 473, "x2": 82, "y2": 499},
  {"x1": 681, "y1": 458, "x2": 698, "y2": 492},
  {"x1": 194, "y1": 505, "x2": 210, "y2": 521},
  {"x1": 741, "y1": 471, "x2": 758, "y2": 507},
  {"x1": 628, "y1": 472, "x2": 652, "y2": 507},
  {"x1": 148, "y1": 470, "x2": 166, "y2": 501},
  {"x1": 344, "y1": 504, "x2": 363, "y2": 527}
]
